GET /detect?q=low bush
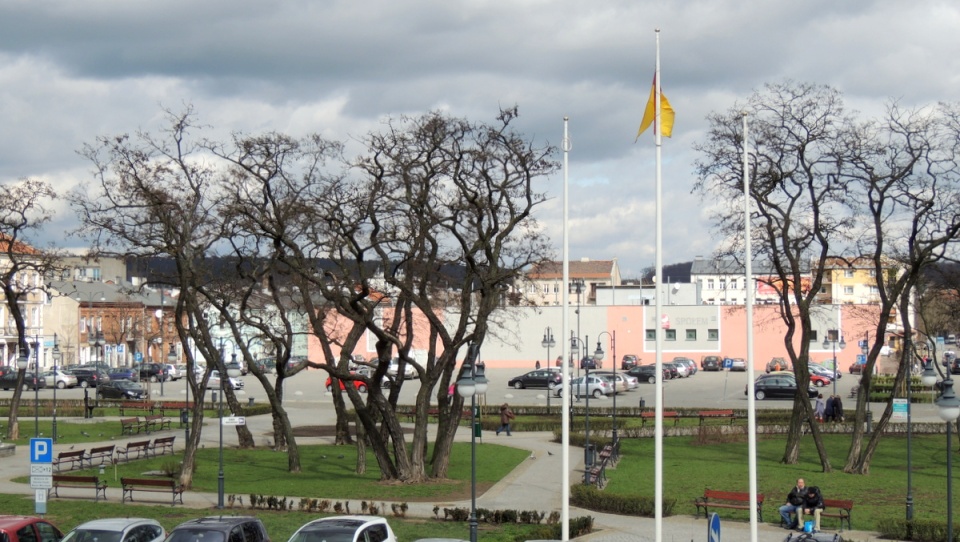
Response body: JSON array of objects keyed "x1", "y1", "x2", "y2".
[
  {"x1": 570, "y1": 483, "x2": 676, "y2": 516},
  {"x1": 876, "y1": 518, "x2": 960, "y2": 542}
]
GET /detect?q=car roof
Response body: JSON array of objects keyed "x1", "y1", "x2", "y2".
[
  {"x1": 0, "y1": 516, "x2": 52, "y2": 530},
  {"x1": 173, "y1": 516, "x2": 261, "y2": 530},
  {"x1": 71, "y1": 518, "x2": 157, "y2": 532},
  {"x1": 299, "y1": 516, "x2": 389, "y2": 531}
]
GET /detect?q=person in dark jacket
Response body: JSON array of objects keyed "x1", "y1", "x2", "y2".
[
  {"x1": 778, "y1": 478, "x2": 806, "y2": 529},
  {"x1": 496, "y1": 403, "x2": 515, "y2": 436},
  {"x1": 832, "y1": 395, "x2": 845, "y2": 422},
  {"x1": 800, "y1": 485, "x2": 825, "y2": 532},
  {"x1": 824, "y1": 395, "x2": 836, "y2": 422}
]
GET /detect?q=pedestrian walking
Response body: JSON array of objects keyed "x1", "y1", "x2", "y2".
[{"x1": 496, "y1": 403, "x2": 515, "y2": 436}]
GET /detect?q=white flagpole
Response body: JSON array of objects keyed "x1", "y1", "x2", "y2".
[
  {"x1": 743, "y1": 112, "x2": 759, "y2": 542},
  {"x1": 561, "y1": 116, "x2": 572, "y2": 542},
  {"x1": 653, "y1": 27, "x2": 664, "y2": 542}
]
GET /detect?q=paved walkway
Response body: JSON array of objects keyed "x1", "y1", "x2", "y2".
[{"x1": 0, "y1": 405, "x2": 893, "y2": 541}]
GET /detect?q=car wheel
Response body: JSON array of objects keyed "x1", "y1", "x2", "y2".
[
  {"x1": 80, "y1": 381, "x2": 88, "y2": 388},
  {"x1": 56, "y1": 381, "x2": 66, "y2": 389},
  {"x1": 358, "y1": 384, "x2": 368, "y2": 393},
  {"x1": 326, "y1": 384, "x2": 332, "y2": 392},
  {"x1": 814, "y1": 380, "x2": 825, "y2": 387},
  {"x1": 592, "y1": 389, "x2": 603, "y2": 399},
  {"x1": 755, "y1": 390, "x2": 766, "y2": 400},
  {"x1": 555, "y1": 388, "x2": 563, "y2": 398},
  {"x1": 22, "y1": 383, "x2": 29, "y2": 391},
  {"x1": 513, "y1": 381, "x2": 524, "y2": 390},
  {"x1": 150, "y1": 375, "x2": 158, "y2": 383},
  {"x1": 648, "y1": 376, "x2": 656, "y2": 384}
]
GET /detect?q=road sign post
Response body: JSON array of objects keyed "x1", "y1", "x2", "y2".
[{"x1": 30, "y1": 438, "x2": 52, "y2": 515}]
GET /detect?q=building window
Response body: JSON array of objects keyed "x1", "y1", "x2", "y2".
[
  {"x1": 809, "y1": 330, "x2": 819, "y2": 342},
  {"x1": 707, "y1": 279, "x2": 714, "y2": 290},
  {"x1": 719, "y1": 279, "x2": 726, "y2": 290},
  {"x1": 708, "y1": 329, "x2": 719, "y2": 341},
  {"x1": 844, "y1": 269, "x2": 854, "y2": 278},
  {"x1": 730, "y1": 279, "x2": 737, "y2": 290},
  {"x1": 844, "y1": 286, "x2": 854, "y2": 295},
  {"x1": 666, "y1": 329, "x2": 676, "y2": 341},
  {"x1": 542, "y1": 284, "x2": 550, "y2": 294},
  {"x1": 869, "y1": 286, "x2": 879, "y2": 295},
  {"x1": 646, "y1": 329, "x2": 656, "y2": 340},
  {"x1": 869, "y1": 269, "x2": 877, "y2": 277},
  {"x1": 685, "y1": 329, "x2": 697, "y2": 341}
]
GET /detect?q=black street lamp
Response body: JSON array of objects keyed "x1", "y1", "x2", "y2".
[
  {"x1": 456, "y1": 345, "x2": 488, "y2": 542},
  {"x1": 32, "y1": 337, "x2": 40, "y2": 438},
  {"x1": 541, "y1": 327, "x2": 556, "y2": 412},
  {"x1": 569, "y1": 279, "x2": 584, "y2": 374},
  {"x1": 822, "y1": 335, "x2": 846, "y2": 397},
  {"x1": 594, "y1": 330, "x2": 617, "y2": 442},
  {"x1": 16, "y1": 348, "x2": 30, "y2": 433},
  {"x1": 51, "y1": 334, "x2": 62, "y2": 442},
  {"x1": 217, "y1": 365, "x2": 243, "y2": 509},
  {"x1": 927, "y1": 367, "x2": 959, "y2": 541}
]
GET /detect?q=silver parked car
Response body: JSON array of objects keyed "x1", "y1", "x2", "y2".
[
  {"x1": 592, "y1": 371, "x2": 638, "y2": 391},
  {"x1": 553, "y1": 374, "x2": 614, "y2": 399},
  {"x1": 62, "y1": 518, "x2": 165, "y2": 542}
]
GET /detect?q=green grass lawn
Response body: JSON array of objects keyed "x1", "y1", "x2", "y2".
[{"x1": 606, "y1": 432, "x2": 958, "y2": 532}]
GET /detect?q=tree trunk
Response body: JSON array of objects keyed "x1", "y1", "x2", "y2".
[
  {"x1": 223, "y1": 386, "x2": 254, "y2": 448},
  {"x1": 355, "y1": 413, "x2": 366, "y2": 475},
  {"x1": 331, "y1": 387, "x2": 354, "y2": 445},
  {"x1": 5, "y1": 375, "x2": 24, "y2": 440},
  {"x1": 178, "y1": 398, "x2": 206, "y2": 489}
]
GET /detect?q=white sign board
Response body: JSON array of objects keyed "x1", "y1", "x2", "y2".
[
  {"x1": 30, "y1": 464, "x2": 52, "y2": 476},
  {"x1": 221, "y1": 416, "x2": 246, "y2": 426},
  {"x1": 35, "y1": 489, "x2": 47, "y2": 503},
  {"x1": 892, "y1": 398, "x2": 909, "y2": 422},
  {"x1": 30, "y1": 476, "x2": 52, "y2": 489}
]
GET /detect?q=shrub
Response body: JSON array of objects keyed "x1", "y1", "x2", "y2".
[{"x1": 570, "y1": 484, "x2": 676, "y2": 516}]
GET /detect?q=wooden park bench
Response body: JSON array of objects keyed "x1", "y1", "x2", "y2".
[
  {"x1": 120, "y1": 477, "x2": 184, "y2": 505},
  {"x1": 115, "y1": 440, "x2": 152, "y2": 462},
  {"x1": 694, "y1": 489, "x2": 764, "y2": 521},
  {"x1": 53, "y1": 449, "x2": 86, "y2": 472},
  {"x1": 51, "y1": 474, "x2": 108, "y2": 502},
  {"x1": 158, "y1": 401, "x2": 193, "y2": 425},
  {"x1": 640, "y1": 410, "x2": 680, "y2": 427},
  {"x1": 598, "y1": 442, "x2": 620, "y2": 468},
  {"x1": 120, "y1": 417, "x2": 145, "y2": 435},
  {"x1": 698, "y1": 410, "x2": 737, "y2": 425},
  {"x1": 151, "y1": 436, "x2": 176, "y2": 456},
  {"x1": 584, "y1": 464, "x2": 606, "y2": 489},
  {"x1": 118, "y1": 401, "x2": 154, "y2": 416},
  {"x1": 144, "y1": 414, "x2": 172, "y2": 432},
  {"x1": 85, "y1": 445, "x2": 115, "y2": 468},
  {"x1": 783, "y1": 499, "x2": 854, "y2": 531}
]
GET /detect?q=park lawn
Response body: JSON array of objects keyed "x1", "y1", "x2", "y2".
[
  {"x1": 0, "y1": 493, "x2": 544, "y2": 542},
  {"x1": 606, "y1": 432, "x2": 956, "y2": 532}
]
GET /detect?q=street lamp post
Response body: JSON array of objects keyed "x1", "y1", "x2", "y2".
[
  {"x1": 32, "y1": 337, "x2": 40, "y2": 438},
  {"x1": 51, "y1": 335, "x2": 62, "y2": 442},
  {"x1": 217, "y1": 365, "x2": 243, "y2": 509},
  {"x1": 927, "y1": 366, "x2": 959, "y2": 542},
  {"x1": 169, "y1": 344, "x2": 187, "y2": 440},
  {"x1": 89, "y1": 330, "x2": 104, "y2": 414},
  {"x1": 541, "y1": 328, "x2": 556, "y2": 412},
  {"x1": 822, "y1": 335, "x2": 846, "y2": 397},
  {"x1": 456, "y1": 345, "x2": 488, "y2": 542},
  {"x1": 594, "y1": 330, "x2": 617, "y2": 442},
  {"x1": 16, "y1": 349, "x2": 29, "y2": 433},
  {"x1": 570, "y1": 279, "x2": 584, "y2": 375}
]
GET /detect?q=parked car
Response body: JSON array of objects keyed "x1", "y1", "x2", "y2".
[
  {"x1": 43, "y1": 369, "x2": 77, "y2": 389},
  {"x1": 507, "y1": 369, "x2": 562, "y2": 390},
  {"x1": 849, "y1": 361, "x2": 865, "y2": 375},
  {"x1": 252, "y1": 359, "x2": 276, "y2": 374},
  {"x1": 96, "y1": 380, "x2": 147, "y2": 400},
  {"x1": 592, "y1": 371, "x2": 638, "y2": 391},
  {"x1": 765, "y1": 357, "x2": 790, "y2": 373},
  {"x1": 207, "y1": 370, "x2": 244, "y2": 390},
  {"x1": 61, "y1": 518, "x2": 164, "y2": 542},
  {"x1": 0, "y1": 371, "x2": 47, "y2": 391},
  {"x1": 0, "y1": 515, "x2": 63, "y2": 542},
  {"x1": 661, "y1": 362, "x2": 680, "y2": 380},
  {"x1": 137, "y1": 363, "x2": 168, "y2": 383},
  {"x1": 165, "y1": 516, "x2": 269, "y2": 542},
  {"x1": 325, "y1": 373, "x2": 369, "y2": 393},
  {"x1": 951, "y1": 358, "x2": 960, "y2": 375},
  {"x1": 810, "y1": 361, "x2": 841, "y2": 380},
  {"x1": 287, "y1": 516, "x2": 396, "y2": 542},
  {"x1": 701, "y1": 355, "x2": 722, "y2": 371},
  {"x1": 579, "y1": 356, "x2": 599, "y2": 370},
  {"x1": 554, "y1": 374, "x2": 613, "y2": 398},
  {"x1": 672, "y1": 357, "x2": 697, "y2": 376},
  {"x1": 385, "y1": 358, "x2": 416, "y2": 380},
  {"x1": 747, "y1": 373, "x2": 818, "y2": 400},
  {"x1": 109, "y1": 367, "x2": 138, "y2": 381},
  {"x1": 621, "y1": 354, "x2": 640, "y2": 370},
  {"x1": 164, "y1": 364, "x2": 182, "y2": 381},
  {"x1": 66, "y1": 367, "x2": 109, "y2": 388},
  {"x1": 729, "y1": 358, "x2": 747, "y2": 371},
  {"x1": 666, "y1": 361, "x2": 690, "y2": 378},
  {"x1": 625, "y1": 364, "x2": 668, "y2": 384},
  {"x1": 224, "y1": 361, "x2": 246, "y2": 377}
]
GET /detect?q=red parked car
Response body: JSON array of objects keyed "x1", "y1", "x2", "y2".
[
  {"x1": 325, "y1": 373, "x2": 368, "y2": 393},
  {"x1": 0, "y1": 516, "x2": 63, "y2": 542}
]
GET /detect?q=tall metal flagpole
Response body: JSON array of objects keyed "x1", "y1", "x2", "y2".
[
  {"x1": 561, "y1": 116, "x2": 572, "y2": 542},
  {"x1": 653, "y1": 28, "x2": 664, "y2": 542},
  {"x1": 743, "y1": 112, "x2": 759, "y2": 542}
]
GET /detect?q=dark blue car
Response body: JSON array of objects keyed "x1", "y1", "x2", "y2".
[{"x1": 109, "y1": 368, "x2": 139, "y2": 381}]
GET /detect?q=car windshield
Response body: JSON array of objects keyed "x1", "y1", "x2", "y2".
[
  {"x1": 166, "y1": 531, "x2": 225, "y2": 542},
  {"x1": 289, "y1": 530, "x2": 356, "y2": 542},
  {"x1": 62, "y1": 530, "x2": 123, "y2": 542},
  {"x1": 116, "y1": 381, "x2": 140, "y2": 390}
]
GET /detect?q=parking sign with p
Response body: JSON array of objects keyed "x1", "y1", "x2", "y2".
[{"x1": 30, "y1": 438, "x2": 53, "y2": 463}]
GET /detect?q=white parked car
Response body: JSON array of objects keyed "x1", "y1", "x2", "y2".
[
  {"x1": 287, "y1": 515, "x2": 397, "y2": 542},
  {"x1": 207, "y1": 370, "x2": 243, "y2": 390},
  {"x1": 385, "y1": 358, "x2": 417, "y2": 380},
  {"x1": 43, "y1": 369, "x2": 78, "y2": 389},
  {"x1": 61, "y1": 518, "x2": 165, "y2": 542},
  {"x1": 592, "y1": 371, "x2": 638, "y2": 391},
  {"x1": 164, "y1": 364, "x2": 182, "y2": 381}
]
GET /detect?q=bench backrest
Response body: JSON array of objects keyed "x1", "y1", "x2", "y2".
[
  {"x1": 823, "y1": 498, "x2": 853, "y2": 510},
  {"x1": 704, "y1": 489, "x2": 764, "y2": 503},
  {"x1": 121, "y1": 477, "x2": 175, "y2": 487},
  {"x1": 58, "y1": 450, "x2": 85, "y2": 458},
  {"x1": 53, "y1": 475, "x2": 98, "y2": 483},
  {"x1": 90, "y1": 445, "x2": 115, "y2": 453},
  {"x1": 154, "y1": 437, "x2": 174, "y2": 443},
  {"x1": 700, "y1": 410, "x2": 735, "y2": 416},
  {"x1": 121, "y1": 417, "x2": 140, "y2": 424},
  {"x1": 125, "y1": 440, "x2": 151, "y2": 449}
]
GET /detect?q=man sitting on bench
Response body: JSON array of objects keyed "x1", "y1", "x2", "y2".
[
  {"x1": 778, "y1": 478, "x2": 806, "y2": 530},
  {"x1": 800, "y1": 485, "x2": 825, "y2": 533}
]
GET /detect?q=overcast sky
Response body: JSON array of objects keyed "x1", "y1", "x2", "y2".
[{"x1": 2, "y1": 0, "x2": 958, "y2": 278}]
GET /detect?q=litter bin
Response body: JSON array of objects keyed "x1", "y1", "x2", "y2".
[
  {"x1": 248, "y1": 398, "x2": 255, "y2": 407},
  {"x1": 584, "y1": 443, "x2": 596, "y2": 468},
  {"x1": 639, "y1": 398, "x2": 646, "y2": 409},
  {"x1": 180, "y1": 408, "x2": 189, "y2": 425}
]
